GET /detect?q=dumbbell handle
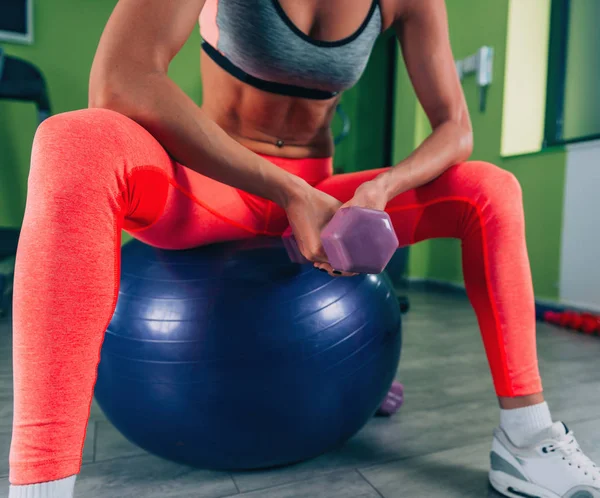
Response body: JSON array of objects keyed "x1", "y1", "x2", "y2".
[{"x1": 282, "y1": 228, "x2": 311, "y2": 265}]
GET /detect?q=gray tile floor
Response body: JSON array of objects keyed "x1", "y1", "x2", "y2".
[{"x1": 1, "y1": 289, "x2": 600, "y2": 497}]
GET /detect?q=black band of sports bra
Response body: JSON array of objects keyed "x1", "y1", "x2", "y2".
[{"x1": 202, "y1": 42, "x2": 339, "y2": 100}]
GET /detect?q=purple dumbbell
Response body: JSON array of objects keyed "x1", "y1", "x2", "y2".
[
  {"x1": 282, "y1": 207, "x2": 399, "y2": 274},
  {"x1": 376, "y1": 381, "x2": 404, "y2": 417}
]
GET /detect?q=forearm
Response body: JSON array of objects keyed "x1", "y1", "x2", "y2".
[
  {"x1": 89, "y1": 71, "x2": 305, "y2": 207},
  {"x1": 378, "y1": 120, "x2": 473, "y2": 200}
]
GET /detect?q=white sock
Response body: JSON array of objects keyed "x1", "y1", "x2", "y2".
[
  {"x1": 9, "y1": 475, "x2": 76, "y2": 498},
  {"x1": 500, "y1": 401, "x2": 553, "y2": 447}
]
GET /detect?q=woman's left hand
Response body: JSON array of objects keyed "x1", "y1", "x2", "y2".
[{"x1": 340, "y1": 178, "x2": 390, "y2": 211}]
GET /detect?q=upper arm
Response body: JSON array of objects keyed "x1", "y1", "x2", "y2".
[
  {"x1": 90, "y1": 0, "x2": 205, "y2": 92},
  {"x1": 393, "y1": 0, "x2": 470, "y2": 131}
]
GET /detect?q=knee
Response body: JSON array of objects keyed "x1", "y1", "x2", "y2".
[
  {"x1": 443, "y1": 162, "x2": 525, "y2": 237},
  {"x1": 455, "y1": 161, "x2": 523, "y2": 216},
  {"x1": 480, "y1": 162, "x2": 522, "y2": 198},
  {"x1": 28, "y1": 110, "x2": 130, "y2": 204},
  {"x1": 37, "y1": 107, "x2": 125, "y2": 133},
  {"x1": 31, "y1": 109, "x2": 142, "y2": 186},
  {"x1": 34, "y1": 108, "x2": 133, "y2": 157}
]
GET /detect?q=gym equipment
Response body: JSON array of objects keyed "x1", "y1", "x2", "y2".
[
  {"x1": 95, "y1": 238, "x2": 403, "y2": 470},
  {"x1": 0, "y1": 51, "x2": 49, "y2": 314},
  {"x1": 456, "y1": 46, "x2": 494, "y2": 112},
  {"x1": 0, "y1": 49, "x2": 51, "y2": 123},
  {"x1": 283, "y1": 206, "x2": 399, "y2": 274},
  {"x1": 0, "y1": 275, "x2": 6, "y2": 318},
  {"x1": 397, "y1": 295, "x2": 410, "y2": 314},
  {"x1": 541, "y1": 309, "x2": 600, "y2": 336},
  {"x1": 0, "y1": 228, "x2": 20, "y2": 317},
  {"x1": 333, "y1": 104, "x2": 351, "y2": 145},
  {"x1": 536, "y1": 301, "x2": 600, "y2": 336},
  {"x1": 376, "y1": 381, "x2": 404, "y2": 416}
]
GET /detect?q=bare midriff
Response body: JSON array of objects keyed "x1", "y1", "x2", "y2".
[{"x1": 200, "y1": 52, "x2": 340, "y2": 158}]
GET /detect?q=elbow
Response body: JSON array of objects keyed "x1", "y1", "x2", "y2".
[
  {"x1": 459, "y1": 124, "x2": 473, "y2": 161},
  {"x1": 88, "y1": 60, "x2": 122, "y2": 109},
  {"x1": 435, "y1": 117, "x2": 473, "y2": 163},
  {"x1": 88, "y1": 70, "x2": 134, "y2": 115},
  {"x1": 88, "y1": 61, "x2": 139, "y2": 114},
  {"x1": 452, "y1": 112, "x2": 473, "y2": 162},
  {"x1": 89, "y1": 60, "x2": 116, "y2": 109},
  {"x1": 88, "y1": 65, "x2": 163, "y2": 124},
  {"x1": 88, "y1": 82, "x2": 122, "y2": 111},
  {"x1": 88, "y1": 76, "x2": 156, "y2": 130},
  {"x1": 432, "y1": 107, "x2": 473, "y2": 162}
]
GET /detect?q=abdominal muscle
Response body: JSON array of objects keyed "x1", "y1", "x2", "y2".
[{"x1": 200, "y1": 52, "x2": 340, "y2": 159}]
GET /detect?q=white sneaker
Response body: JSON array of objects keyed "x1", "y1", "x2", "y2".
[{"x1": 489, "y1": 421, "x2": 600, "y2": 498}]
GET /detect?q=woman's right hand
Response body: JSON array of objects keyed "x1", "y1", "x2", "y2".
[{"x1": 282, "y1": 182, "x2": 356, "y2": 277}]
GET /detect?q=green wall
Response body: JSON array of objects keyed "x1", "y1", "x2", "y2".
[
  {"x1": 334, "y1": 32, "x2": 396, "y2": 173},
  {"x1": 392, "y1": 0, "x2": 566, "y2": 299},
  {"x1": 0, "y1": 0, "x2": 201, "y2": 228}
]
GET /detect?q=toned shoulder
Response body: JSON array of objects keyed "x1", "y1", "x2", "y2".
[
  {"x1": 377, "y1": 0, "x2": 410, "y2": 30},
  {"x1": 378, "y1": 0, "x2": 442, "y2": 30}
]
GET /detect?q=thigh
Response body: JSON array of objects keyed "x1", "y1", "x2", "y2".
[
  {"x1": 33, "y1": 108, "x2": 267, "y2": 251},
  {"x1": 315, "y1": 162, "x2": 493, "y2": 246},
  {"x1": 129, "y1": 162, "x2": 270, "y2": 249}
]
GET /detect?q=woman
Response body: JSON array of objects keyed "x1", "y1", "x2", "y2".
[{"x1": 9, "y1": 0, "x2": 599, "y2": 497}]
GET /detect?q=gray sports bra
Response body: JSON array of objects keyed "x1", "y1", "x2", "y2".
[{"x1": 199, "y1": 0, "x2": 382, "y2": 99}]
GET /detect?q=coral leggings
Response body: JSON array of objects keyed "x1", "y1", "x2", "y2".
[{"x1": 10, "y1": 108, "x2": 542, "y2": 484}]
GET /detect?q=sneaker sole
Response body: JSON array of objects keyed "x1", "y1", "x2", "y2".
[{"x1": 489, "y1": 470, "x2": 561, "y2": 498}]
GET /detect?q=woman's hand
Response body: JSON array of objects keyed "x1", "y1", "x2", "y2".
[
  {"x1": 283, "y1": 183, "x2": 356, "y2": 277},
  {"x1": 283, "y1": 183, "x2": 338, "y2": 265},
  {"x1": 340, "y1": 176, "x2": 390, "y2": 211}
]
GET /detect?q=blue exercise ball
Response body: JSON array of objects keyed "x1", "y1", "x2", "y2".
[{"x1": 94, "y1": 238, "x2": 402, "y2": 470}]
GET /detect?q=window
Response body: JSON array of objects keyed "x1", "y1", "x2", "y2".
[
  {"x1": 545, "y1": 0, "x2": 600, "y2": 146},
  {"x1": 501, "y1": 0, "x2": 552, "y2": 157}
]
